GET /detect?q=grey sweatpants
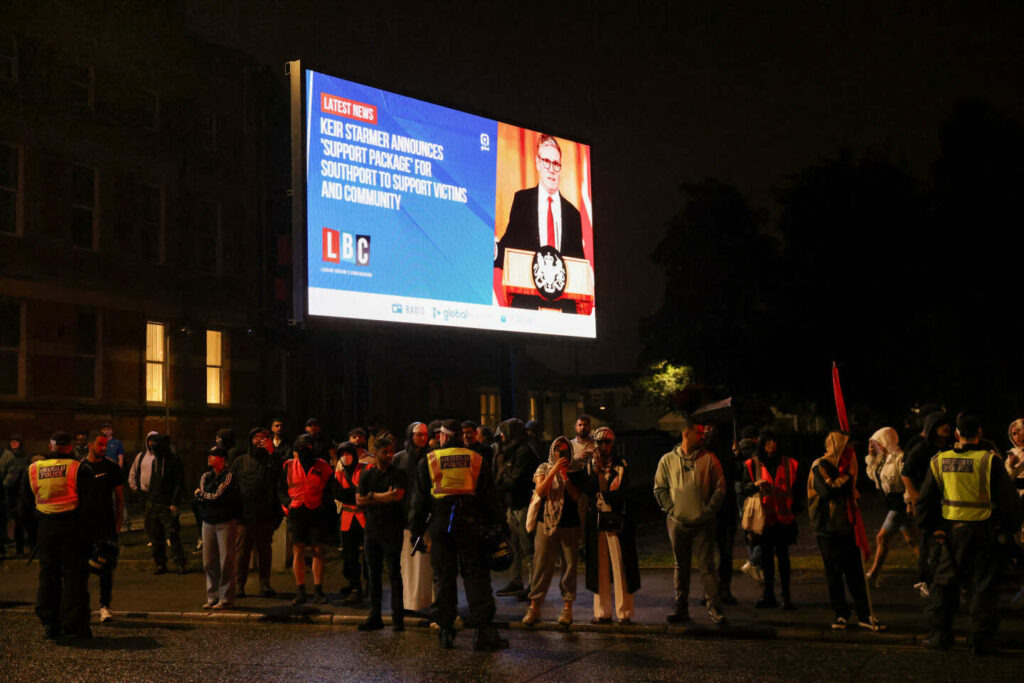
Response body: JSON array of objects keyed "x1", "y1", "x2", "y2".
[{"x1": 203, "y1": 520, "x2": 238, "y2": 604}]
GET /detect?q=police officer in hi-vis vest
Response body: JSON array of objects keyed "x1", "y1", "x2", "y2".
[
  {"x1": 410, "y1": 419, "x2": 508, "y2": 651},
  {"x1": 26, "y1": 431, "x2": 95, "y2": 640},
  {"x1": 916, "y1": 415, "x2": 1022, "y2": 655}
]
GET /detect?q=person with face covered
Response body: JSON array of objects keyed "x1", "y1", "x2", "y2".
[
  {"x1": 280, "y1": 434, "x2": 333, "y2": 605},
  {"x1": 131, "y1": 433, "x2": 186, "y2": 575},
  {"x1": 231, "y1": 427, "x2": 283, "y2": 598},
  {"x1": 355, "y1": 434, "x2": 406, "y2": 631},
  {"x1": 865, "y1": 427, "x2": 917, "y2": 585},
  {"x1": 495, "y1": 418, "x2": 540, "y2": 599},
  {"x1": 334, "y1": 440, "x2": 370, "y2": 604},
  {"x1": 394, "y1": 421, "x2": 434, "y2": 613},
  {"x1": 583, "y1": 427, "x2": 640, "y2": 624},
  {"x1": 195, "y1": 446, "x2": 242, "y2": 609},
  {"x1": 522, "y1": 436, "x2": 589, "y2": 626}
]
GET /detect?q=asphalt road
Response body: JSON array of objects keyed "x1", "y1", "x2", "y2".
[{"x1": 1, "y1": 610, "x2": 1021, "y2": 682}]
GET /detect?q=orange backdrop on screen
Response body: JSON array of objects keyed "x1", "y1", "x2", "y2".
[{"x1": 494, "y1": 123, "x2": 593, "y2": 265}]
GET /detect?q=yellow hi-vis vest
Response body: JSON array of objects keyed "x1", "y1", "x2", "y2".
[
  {"x1": 426, "y1": 447, "x2": 482, "y2": 498},
  {"x1": 929, "y1": 449, "x2": 993, "y2": 522},
  {"x1": 28, "y1": 458, "x2": 81, "y2": 514}
]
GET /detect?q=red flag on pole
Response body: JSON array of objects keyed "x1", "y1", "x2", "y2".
[{"x1": 832, "y1": 362, "x2": 871, "y2": 561}]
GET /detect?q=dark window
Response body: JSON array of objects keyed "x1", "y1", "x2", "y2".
[
  {"x1": 71, "y1": 164, "x2": 96, "y2": 249},
  {"x1": 0, "y1": 32, "x2": 16, "y2": 82},
  {"x1": 0, "y1": 298, "x2": 21, "y2": 395},
  {"x1": 0, "y1": 143, "x2": 16, "y2": 234},
  {"x1": 195, "y1": 201, "x2": 220, "y2": 273},
  {"x1": 138, "y1": 185, "x2": 163, "y2": 262},
  {"x1": 75, "y1": 310, "x2": 97, "y2": 398},
  {"x1": 70, "y1": 63, "x2": 94, "y2": 111}
]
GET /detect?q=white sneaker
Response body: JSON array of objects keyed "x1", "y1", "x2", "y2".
[
  {"x1": 100, "y1": 606, "x2": 113, "y2": 623},
  {"x1": 913, "y1": 581, "x2": 931, "y2": 598}
]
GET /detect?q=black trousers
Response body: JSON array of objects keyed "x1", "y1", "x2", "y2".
[
  {"x1": 429, "y1": 515, "x2": 495, "y2": 630},
  {"x1": 917, "y1": 531, "x2": 935, "y2": 585},
  {"x1": 145, "y1": 501, "x2": 185, "y2": 568},
  {"x1": 364, "y1": 530, "x2": 404, "y2": 620},
  {"x1": 716, "y1": 508, "x2": 737, "y2": 595},
  {"x1": 759, "y1": 523, "x2": 793, "y2": 601},
  {"x1": 236, "y1": 518, "x2": 278, "y2": 591},
  {"x1": 817, "y1": 532, "x2": 870, "y2": 621},
  {"x1": 926, "y1": 522, "x2": 1001, "y2": 647},
  {"x1": 341, "y1": 523, "x2": 366, "y2": 591},
  {"x1": 35, "y1": 516, "x2": 90, "y2": 633}
]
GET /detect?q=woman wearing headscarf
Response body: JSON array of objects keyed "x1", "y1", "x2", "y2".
[
  {"x1": 583, "y1": 427, "x2": 640, "y2": 624},
  {"x1": 522, "y1": 436, "x2": 588, "y2": 626},
  {"x1": 864, "y1": 427, "x2": 917, "y2": 584},
  {"x1": 741, "y1": 429, "x2": 800, "y2": 609}
]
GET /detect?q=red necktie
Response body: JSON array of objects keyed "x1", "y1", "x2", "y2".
[{"x1": 546, "y1": 196, "x2": 555, "y2": 248}]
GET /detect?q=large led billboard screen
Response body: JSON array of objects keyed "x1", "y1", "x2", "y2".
[{"x1": 297, "y1": 67, "x2": 595, "y2": 338}]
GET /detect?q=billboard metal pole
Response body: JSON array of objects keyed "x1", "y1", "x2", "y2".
[{"x1": 286, "y1": 60, "x2": 306, "y2": 326}]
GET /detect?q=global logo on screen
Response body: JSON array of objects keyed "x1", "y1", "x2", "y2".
[{"x1": 322, "y1": 228, "x2": 370, "y2": 266}]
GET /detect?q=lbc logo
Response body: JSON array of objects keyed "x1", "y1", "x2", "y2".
[{"x1": 323, "y1": 228, "x2": 370, "y2": 266}]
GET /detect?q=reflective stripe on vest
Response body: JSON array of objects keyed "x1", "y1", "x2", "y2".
[
  {"x1": 286, "y1": 458, "x2": 329, "y2": 510},
  {"x1": 929, "y1": 449, "x2": 993, "y2": 522},
  {"x1": 427, "y1": 447, "x2": 482, "y2": 498},
  {"x1": 29, "y1": 458, "x2": 81, "y2": 514},
  {"x1": 336, "y1": 462, "x2": 369, "y2": 530}
]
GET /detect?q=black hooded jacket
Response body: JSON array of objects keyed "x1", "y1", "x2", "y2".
[
  {"x1": 902, "y1": 411, "x2": 953, "y2": 489},
  {"x1": 216, "y1": 428, "x2": 244, "y2": 465},
  {"x1": 393, "y1": 422, "x2": 429, "y2": 524},
  {"x1": 146, "y1": 435, "x2": 185, "y2": 507},
  {"x1": 229, "y1": 427, "x2": 284, "y2": 524},
  {"x1": 496, "y1": 418, "x2": 539, "y2": 510}
]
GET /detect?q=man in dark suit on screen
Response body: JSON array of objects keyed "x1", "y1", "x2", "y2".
[{"x1": 494, "y1": 135, "x2": 585, "y2": 268}]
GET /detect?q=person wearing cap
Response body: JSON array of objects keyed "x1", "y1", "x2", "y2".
[
  {"x1": 916, "y1": 415, "x2": 1022, "y2": 654},
  {"x1": 348, "y1": 427, "x2": 370, "y2": 461},
  {"x1": 25, "y1": 431, "x2": 95, "y2": 640},
  {"x1": 195, "y1": 445, "x2": 242, "y2": 609},
  {"x1": 280, "y1": 433, "x2": 334, "y2": 605},
  {"x1": 355, "y1": 433, "x2": 406, "y2": 631},
  {"x1": 80, "y1": 431, "x2": 125, "y2": 624},
  {"x1": 334, "y1": 440, "x2": 369, "y2": 605},
  {"x1": 583, "y1": 426, "x2": 640, "y2": 624},
  {"x1": 2, "y1": 433, "x2": 30, "y2": 556},
  {"x1": 230, "y1": 427, "x2": 284, "y2": 598},
  {"x1": 100, "y1": 423, "x2": 126, "y2": 469},
  {"x1": 654, "y1": 414, "x2": 728, "y2": 625},
  {"x1": 409, "y1": 419, "x2": 507, "y2": 651},
  {"x1": 304, "y1": 418, "x2": 333, "y2": 463}
]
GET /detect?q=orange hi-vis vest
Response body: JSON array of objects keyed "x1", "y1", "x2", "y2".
[
  {"x1": 29, "y1": 458, "x2": 82, "y2": 514},
  {"x1": 746, "y1": 456, "x2": 799, "y2": 526},
  {"x1": 285, "y1": 457, "x2": 331, "y2": 510},
  {"x1": 427, "y1": 447, "x2": 482, "y2": 498},
  {"x1": 336, "y1": 461, "x2": 370, "y2": 531}
]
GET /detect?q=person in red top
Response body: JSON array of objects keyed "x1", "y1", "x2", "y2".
[
  {"x1": 279, "y1": 434, "x2": 334, "y2": 605},
  {"x1": 741, "y1": 429, "x2": 801, "y2": 610}
]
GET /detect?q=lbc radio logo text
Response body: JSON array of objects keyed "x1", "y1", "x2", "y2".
[{"x1": 322, "y1": 228, "x2": 370, "y2": 266}]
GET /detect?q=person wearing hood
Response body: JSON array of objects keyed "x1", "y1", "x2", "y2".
[
  {"x1": 901, "y1": 411, "x2": 954, "y2": 596},
  {"x1": 495, "y1": 418, "x2": 539, "y2": 599},
  {"x1": 741, "y1": 429, "x2": 800, "y2": 610},
  {"x1": 280, "y1": 434, "x2": 334, "y2": 605},
  {"x1": 215, "y1": 428, "x2": 242, "y2": 465},
  {"x1": 1, "y1": 433, "x2": 30, "y2": 556},
  {"x1": 522, "y1": 436, "x2": 589, "y2": 626},
  {"x1": 733, "y1": 426, "x2": 764, "y2": 584},
  {"x1": 865, "y1": 427, "x2": 917, "y2": 585},
  {"x1": 808, "y1": 431, "x2": 883, "y2": 631},
  {"x1": 583, "y1": 426, "x2": 640, "y2": 624},
  {"x1": 334, "y1": 440, "x2": 370, "y2": 605},
  {"x1": 654, "y1": 415, "x2": 727, "y2": 626},
  {"x1": 195, "y1": 445, "x2": 242, "y2": 609},
  {"x1": 130, "y1": 433, "x2": 187, "y2": 575},
  {"x1": 395, "y1": 421, "x2": 434, "y2": 613},
  {"x1": 1002, "y1": 418, "x2": 1024, "y2": 488},
  {"x1": 230, "y1": 427, "x2": 284, "y2": 598}
]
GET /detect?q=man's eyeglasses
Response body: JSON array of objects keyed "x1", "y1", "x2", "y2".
[
  {"x1": 537, "y1": 157, "x2": 562, "y2": 172},
  {"x1": 596, "y1": 439, "x2": 614, "y2": 445}
]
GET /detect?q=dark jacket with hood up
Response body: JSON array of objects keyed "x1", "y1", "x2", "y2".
[
  {"x1": 230, "y1": 427, "x2": 284, "y2": 525},
  {"x1": 216, "y1": 428, "x2": 244, "y2": 465},
  {"x1": 393, "y1": 422, "x2": 429, "y2": 524},
  {"x1": 145, "y1": 435, "x2": 185, "y2": 507},
  {"x1": 496, "y1": 418, "x2": 539, "y2": 510},
  {"x1": 902, "y1": 411, "x2": 953, "y2": 490}
]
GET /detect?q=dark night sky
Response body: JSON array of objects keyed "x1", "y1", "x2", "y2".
[{"x1": 186, "y1": 1, "x2": 1024, "y2": 377}]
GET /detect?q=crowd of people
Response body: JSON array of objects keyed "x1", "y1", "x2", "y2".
[{"x1": 3, "y1": 408, "x2": 1022, "y2": 654}]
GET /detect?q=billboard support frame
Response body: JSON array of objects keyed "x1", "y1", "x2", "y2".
[{"x1": 287, "y1": 59, "x2": 307, "y2": 326}]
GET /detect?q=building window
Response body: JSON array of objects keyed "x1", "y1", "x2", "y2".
[
  {"x1": 0, "y1": 298, "x2": 23, "y2": 396},
  {"x1": 75, "y1": 310, "x2": 98, "y2": 398},
  {"x1": 206, "y1": 329, "x2": 224, "y2": 405},
  {"x1": 138, "y1": 184, "x2": 164, "y2": 262},
  {"x1": 528, "y1": 392, "x2": 540, "y2": 423},
  {"x1": 70, "y1": 63, "x2": 95, "y2": 111},
  {"x1": 479, "y1": 389, "x2": 500, "y2": 428},
  {"x1": 195, "y1": 200, "x2": 221, "y2": 274},
  {"x1": 0, "y1": 143, "x2": 18, "y2": 235},
  {"x1": 0, "y1": 32, "x2": 17, "y2": 83},
  {"x1": 145, "y1": 321, "x2": 166, "y2": 403},
  {"x1": 71, "y1": 164, "x2": 97, "y2": 249}
]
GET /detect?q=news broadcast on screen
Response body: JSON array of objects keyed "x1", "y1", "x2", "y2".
[{"x1": 302, "y1": 67, "x2": 595, "y2": 338}]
